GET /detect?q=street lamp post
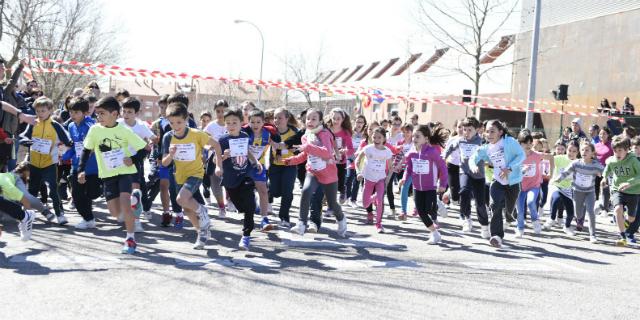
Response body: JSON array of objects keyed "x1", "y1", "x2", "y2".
[{"x1": 234, "y1": 19, "x2": 264, "y2": 108}]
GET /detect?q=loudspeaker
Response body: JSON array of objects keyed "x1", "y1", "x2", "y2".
[
  {"x1": 462, "y1": 89, "x2": 472, "y2": 103},
  {"x1": 554, "y1": 84, "x2": 568, "y2": 101}
]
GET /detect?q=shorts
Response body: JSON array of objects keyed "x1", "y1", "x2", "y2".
[
  {"x1": 177, "y1": 176, "x2": 203, "y2": 195},
  {"x1": 158, "y1": 165, "x2": 171, "y2": 180},
  {"x1": 611, "y1": 191, "x2": 639, "y2": 217},
  {"x1": 103, "y1": 174, "x2": 134, "y2": 201},
  {"x1": 251, "y1": 167, "x2": 268, "y2": 182}
]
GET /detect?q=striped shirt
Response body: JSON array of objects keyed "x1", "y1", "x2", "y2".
[{"x1": 558, "y1": 159, "x2": 605, "y2": 193}]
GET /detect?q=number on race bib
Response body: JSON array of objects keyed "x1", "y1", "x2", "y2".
[
  {"x1": 31, "y1": 137, "x2": 52, "y2": 155},
  {"x1": 575, "y1": 172, "x2": 593, "y2": 188},
  {"x1": 103, "y1": 149, "x2": 125, "y2": 169},
  {"x1": 229, "y1": 138, "x2": 249, "y2": 157},
  {"x1": 308, "y1": 155, "x2": 327, "y2": 171},
  {"x1": 173, "y1": 143, "x2": 197, "y2": 161},
  {"x1": 413, "y1": 158, "x2": 430, "y2": 174}
]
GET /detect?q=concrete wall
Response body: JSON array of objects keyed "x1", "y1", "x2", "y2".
[{"x1": 511, "y1": 8, "x2": 640, "y2": 138}]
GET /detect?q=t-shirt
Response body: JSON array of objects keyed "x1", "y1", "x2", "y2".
[
  {"x1": 559, "y1": 159, "x2": 604, "y2": 193},
  {"x1": 218, "y1": 132, "x2": 252, "y2": 188},
  {"x1": 204, "y1": 122, "x2": 227, "y2": 142},
  {"x1": 117, "y1": 118, "x2": 154, "y2": 155},
  {"x1": 552, "y1": 155, "x2": 573, "y2": 198},
  {"x1": 362, "y1": 144, "x2": 393, "y2": 182},
  {"x1": 520, "y1": 151, "x2": 543, "y2": 191},
  {"x1": 271, "y1": 127, "x2": 297, "y2": 166},
  {"x1": 603, "y1": 153, "x2": 640, "y2": 194},
  {"x1": 387, "y1": 132, "x2": 403, "y2": 146},
  {"x1": 0, "y1": 172, "x2": 23, "y2": 201},
  {"x1": 162, "y1": 128, "x2": 210, "y2": 185},
  {"x1": 83, "y1": 123, "x2": 147, "y2": 179},
  {"x1": 487, "y1": 139, "x2": 508, "y2": 185}
]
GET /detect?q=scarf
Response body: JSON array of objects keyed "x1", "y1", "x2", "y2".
[{"x1": 304, "y1": 125, "x2": 323, "y2": 144}]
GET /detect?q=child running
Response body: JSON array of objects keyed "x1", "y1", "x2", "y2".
[
  {"x1": 398, "y1": 124, "x2": 416, "y2": 221},
  {"x1": 346, "y1": 115, "x2": 367, "y2": 208},
  {"x1": 554, "y1": 141, "x2": 603, "y2": 242},
  {"x1": 546, "y1": 140, "x2": 579, "y2": 234},
  {"x1": 204, "y1": 99, "x2": 229, "y2": 217},
  {"x1": 355, "y1": 127, "x2": 394, "y2": 233},
  {"x1": 269, "y1": 107, "x2": 299, "y2": 228},
  {"x1": 0, "y1": 163, "x2": 36, "y2": 241},
  {"x1": 399, "y1": 125, "x2": 448, "y2": 244}
]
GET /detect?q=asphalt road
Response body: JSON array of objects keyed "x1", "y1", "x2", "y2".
[{"x1": 1, "y1": 186, "x2": 639, "y2": 320}]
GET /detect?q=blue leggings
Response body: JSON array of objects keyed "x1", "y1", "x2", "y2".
[
  {"x1": 400, "y1": 176, "x2": 413, "y2": 213},
  {"x1": 517, "y1": 187, "x2": 540, "y2": 230}
]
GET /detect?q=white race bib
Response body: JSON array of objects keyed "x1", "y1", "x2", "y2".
[
  {"x1": 281, "y1": 149, "x2": 289, "y2": 155},
  {"x1": 103, "y1": 149, "x2": 125, "y2": 169},
  {"x1": 370, "y1": 159, "x2": 386, "y2": 174},
  {"x1": 308, "y1": 155, "x2": 327, "y2": 171},
  {"x1": 173, "y1": 143, "x2": 196, "y2": 161},
  {"x1": 32, "y1": 137, "x2": 52, "y2": 155},
  {"x1": 460, "y1": 143, "x2": 478, "y2": 159},
  {"x1": 523, "y1": 164, "x2": 537, "y2": 177},
  {"x1": 541, "y1": 159, "x2": 551, "y2": 175},
  {"x1": 74, "y1": 142, "x2": 84, "y2": 159},
  {"x1": 353, "y1": 137, "x2": 362, "y2": 150},
  {"x1": 249, "y1": 145, "x2": 266, "y2": 160},
  {"x1": 489, "y1": 150, "x2": 506, "y2": 169},
  {"x1": 413, "y1": 158, "x2": 430, "y2": 175},
  {"x1": 336, "y1": 137, "x2": 343, "y2": 149},
  {"x1": 575, "y1": 172, "x2": 593, "y2": 188},
  {"x1": 229, "y1": 138, "x2": 249, "y2": 157}
]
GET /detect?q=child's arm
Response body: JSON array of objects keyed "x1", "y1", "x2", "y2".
[
  {"x1": 554, "y1": 160, "x2": 574, "y2": 183},
  {"x1": 285, "y1": 151, "x2": 308, "y2": 166},
  {"x1": 354, "y1": 148, "x2": 366, "y2": 180},
  {"x1": 435, "y1": 152, "x2": 448, "y2": 192},
  {"x1": 52, "y1": 122, "x2": 74, "y2": 147},
  {"x1": 302, "y1": 133, "x2": 333, "y2": 160},
  {"x1": 213, "y1": 140, "x2": 224, "y2": 177},
  {"x1": 620, "y1": 158, "x2": 640, "y2": 191}
]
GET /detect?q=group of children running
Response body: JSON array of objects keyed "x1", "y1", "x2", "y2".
[{"x1": 1, "y1": 92, "x2": 639, "y2": 253}]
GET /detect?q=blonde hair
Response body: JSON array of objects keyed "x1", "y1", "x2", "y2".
[{"x1": 33, "y1": 97, "x2": 54, "y2": 110}]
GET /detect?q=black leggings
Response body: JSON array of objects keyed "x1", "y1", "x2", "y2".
[
  {"x1": 595, "y1": 176, "x2": 610, "y2": 210},
  {"x1": 336, "y1": 163, "x2": 347, "y2": 196},
  {"x1": 447, "y1": 163, "x2": 460, "y2": 202},
  {"x1": 386, "y1": 172, "x2": 399, "y2": 210},
  {"x1": 0, "y1": 197, "x2": 26, "y2": 221},
  {"x1": 227, "y1": 178, "x2": 257, "y2": 236},
  {"x1": 414, "y1": 189, "x2": 437, "y2": 228}
]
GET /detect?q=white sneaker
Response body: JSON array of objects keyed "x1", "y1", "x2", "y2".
[
  {"x1": 480, "y1": 225, "x2": 491, "y2": 239},
  {"x1": 142, "y1": 211, "x2": 152, "y2": 220},
  {"x1": 18, "y1": 210, "x2": 35, "y2": 241},
  {"x1": 387, "y1": 208, "x2": 397, "y2": 219},
  {"x1": 268, "y1": 203, "x2": 274, "y2": 215},
  {"x1": 198, "y1": 205, "x2": 211, "y2": 230},
  {"x1": 117, "y1": 212, "x2": 125, "y2": 223},
  {"x1": 533, "y1": 220, "x2": 542, "y2": 234},
  {"x1": 307, "y1": 221, "x2": 319, "y2": 233},
  {"x1": 134, "y1": 219, "x2": 145, "y2": 233},
  {"x1": 543, "y1": 218, "x2": 557, "y2": 230},
  {"x1": 589, "y1": 235, "x2": 598, "y2": 243},
  {"x1": 290, "y1": 222, "x2": 306, "y2": 235},
  {"x1": 75, "y1": 219, "x2": 97, "y2": 230},
  {"x1": 279, "y1": 220, "x2": 291, "y2": 229},
  {"x1": 426, "y1": 231, "x2": 442, "y2": 244},
  {"x1": 437, "y1": 200, "x2": 448, "y2": 218},
  {"x1": 193, "y1": 229, "x2": 210, "y2": 249},
  {"x1": 462, "y1": 218, "x2": 473, "y2": 233},
  {"x1": 218, "y1": 207, "x2": 227, "y2": 218},
  {"x1": 489, "y1": 235, "x2": 503, "y2": 248},
  {"x1": 57, "y1": 214, "x2": 68, "y2": 226},
  {"x1": 337, "y1": 217, "x2": 348, "y2": 237},
  {"x1": 563, "y1": 226, "x2": 575, "y2": 236},
  {"x1": 68, "y1": 201, "x2": 76, "y2": 210},
  {"x1": 515, "y1": 228, "x2": 524, "y2": 238},
  {"x1": 349, "y1": 200, "x2": 358, "y2": 208}
]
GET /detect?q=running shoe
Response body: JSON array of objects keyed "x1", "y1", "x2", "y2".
[
  {"x1": 563, "y1": 226, "x2": 575, "y2": 237},
  {"x1": 398, "y1": 213, "x2": 407, "y2": 221},
  {"x1": 18, "y1": 210, "x2": 35, "y2": 241},
  {"x1": 627, "y1": 233, "x2": 637, "y2": 244},
  {"x1": 323, "y1": 209, "x2": 334, "y2": 218},
  {"x1": 193, "y1": 230, "x2": 210, "y2": 250},
  {"x1": 616, "y1": 237, "x2": 628, "y2": 247},
  {"x1": 489, "y1": 235, "x2": 502, "y2": 248},
  {"x1": 75, "y1": 219, "x2": 96, "y2": 230},
  {"x1": 290, "y1": 222, "x2": 306, "y2": 235},
  {"x1": 198, "y1": 205, "x2": 211, "y2": 230},
  {"x1": 437, "y1": 201, "x2": 448, "y2": 218},
  {"x1": 43, "y1": 210, "x2": 56, "y2": 222},
  {"x1": 480, "y1": 225, "x2": 491, "y2": 239},
  {"x1": 134, "y1": 219, "x2": 145, "y2": 233},
  {"x1": 533, "y1": 220, "x2": 542, "y2": 234},
  {"x1": 306, "y1": 221, "x2": 319, "y2": 233},
  {"x1": 227, "y1": 202, "x2": 238, "y2": 213},
  {"x1": 218, "y1": 207, "x2": 227, "y2": 219},
  {"x1": 56, "y1": 214, "x2": 68, "y2": 226},
  {"x1": 589, "y1": 235, "x2": 598, "y2": 243},
  {"x1": 515, "y1": 228, "x2": 524, "y2": 238},
  {"x1": 462, "y1": 218, "x2": 473, "y2": 233},
  {"x1": 142, "y1": 211, "x2": 152, "y2": 221},
  {"x1": 426, "y1": 231, "x2": 442, "y2": 245},
  {"x1": 260, "y1": 216, "x2": 274, "y2": 232},
  {"x1": 238, "y1": 236, "x2": 250, "y2": 250},
  {"x1": 376, "y1": 225, "x2": 385, "y2": 234},
  {"x1": 174, "y1": 214, "x2": 184, "y2": 230},
  {"x1": 337, "y1": 217, "x2": 348, "y2": 237},
  {"x1": 279, "y1": 220, "x2": 291, "y2": 229},
  {"x1": 161, "y1": 212, "x2": 172, "y2": 227},
  {"x1": 121, "y1": 238, "x2": 137, "y2": 254}
]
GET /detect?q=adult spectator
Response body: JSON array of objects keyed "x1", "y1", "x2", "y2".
[
  {"x1": 622, "y1": 97, "x2": 635, "y2": 115},
  {"x1": 589, "y1": 124, "x2": 600, "y2": 144},
  {"x1": 598, "y1": 98, "x2": 611, "y2": 113},
  {"x1": 560, "y1": 127, "x2": 572, "y2": 144},
  {"x1": 84, "y1": 81, "x2": 101, "y2": 97},
  {"x1": 410, "y1": 114, "x2": 419, "y2": 126},
  {"x1": 611, "y1": 101, "x2": 619, "y2": 114},
  {"x1": 569, "y1": 118, "x2": 587, "y2": 142},
  {"x1": 594, "y1": 127, "x2": 613, "y2": 210}
]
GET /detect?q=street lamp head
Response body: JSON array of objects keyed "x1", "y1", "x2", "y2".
[{"x1": 234, "y1": 19, "x2": 244, "y2": 24}]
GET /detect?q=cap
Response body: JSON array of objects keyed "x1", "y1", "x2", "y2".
[{"x1": 571, "y1": 117, "x2": 582, "y2": 126}]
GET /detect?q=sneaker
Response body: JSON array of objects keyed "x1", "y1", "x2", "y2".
[
  {"x1": 197, "y1": 205, "x2": 211, "y2": 230},
  {"x1": 174, "y1": 214, "x2": 184, "y2": 230},
  {"x1": 489, "y1": 235, "x2": 502, "y2": 248},
  {"x1": 563, "y1": 226, "x2": 575, "y2": 237},
  {"x1": 239, "y1": 236, "x2": 250, "y2": 250},
  {"x1": 349, "y1": 200, "x2": 358, "y2": 208},
  {"x1": 589, "y1": 235, "x2": 598, "y2": 243},
  {"x1": 142, "y1": 211, "x2": 152, "y2": 221},
  {"x1": 44, "y1": 210, "x2": 56, "y2": 222},
  {"x1": 337, "y1": 217, "x2": 348, "y2": 237},
  {"x1": 134, "y1": 219, "x2": 145, "y2": 233},
  {"x1": 376, "y1": 225, "x2": 385, "y2": 233},
  {"x1": 616, "y1": 237, "x2": 628, "y2": 247},
  {"x1": 226, "y1": 202, "x2": 237, "y2": 213},
  {"x1": 480, "y1": 225, "x2": 491, "y2": 239},
  {"x1": 193, "y1": 230, "x2": 210, "y2": 250},
  {"x1": 437, "y1": 201, "x2": 448, "y2": 218},
  {"x1": 290, "y1": 222, "x2": 306, "y2": 235},
  {"x1": 75, "y1": 219, "x2": 97, "y2": 230},
  {"x1": 130, "y1": 189, "x2": 143, "y2": 218},
  {"x1": 268, "y1": 203, "x2": 274, "y2": 215},
  {"x1": 260, "y1": 216, "x2": 274, "y2": 232},
  {"x1": 279, "y1": 220, "x2": 291, "y2": 229},
  {"x1": 121, "y1": 238, "x2": 137, "y2": 254},
  {"x1": 217, "y1": 207, "x2": 226, "y2": 218},
  {"x1": 68, "y1": 201, "x2": 76, "y2": 210},
  {"x1": 426, "y1": 231, "x2": 442, "y2": 245},
  {"x1": 627, "y1": 233, "x2": 637, "y2": 244},
  {"x1": 307, "y1": 221, "x2": 319, "y2": 233},
  {"x1": 515, "y1": 228, "x2": 524, "y2": 238},
  {"x1": 366, "y1": 212, "x2": 374, "y2": 224},
  {"x1": 18, "y1": 210, "x2": 35, "y2": 241},
  {"x1": 412, "y1": 209, "x2": 419, "y2": 217},
  {"x1": 161, "y1": 212, "x2": 172, "y2": 227},
  {"x1": 533, "y1": 220, "x2": 542, "y2": 235},
  {"x1": 117, "y1": 212, "x2": 125, "y2": 223},
  {"x1": 57, "y1": 214, "x2": 68, "y2": 226},
  {"x1": 323, "y1": 209, "x2": 334, "y2": 218},
  {"x1": 462, "y1": 218, "x2": 473, "y2": 233},
  {"x1": 387, "y1": 208, "x2": 397, "y2": 219},
  {"x1": 339, "y1": 194, "x2": 347, "y2": 205},
  {"x1": 398, "y1": 213, "x2": 407, "y2": 221},
  {"x1": 543, "y1": 218, "x2": 557, "y2": 230}
]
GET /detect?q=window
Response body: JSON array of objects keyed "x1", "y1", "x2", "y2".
[
  {"x1": 373, "y1": 103, "x2": 380, "y2": 112},
  {"x1": 409, "y1": 103, "x2": 415, "y2": 112},
  {"x1": 387, "y1": 103, "x2": 398, "y2": 114},
  {"x1": 421, "y1": 103, "x2": 428, "y2": 112}
]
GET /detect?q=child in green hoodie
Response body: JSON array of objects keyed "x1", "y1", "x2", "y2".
[{"x1": 601, "y1": 136, "x2": 640, "y2": 246}]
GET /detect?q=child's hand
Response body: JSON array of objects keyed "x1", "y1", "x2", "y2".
[
  {"x1": 357, "y1": 174, "x2": 364, "y2": 182},
  {"x1": 144, "y1": 143, "x2": 153, "y2": 152},
  {"x1": 255, "y1": 162, "x2": 263, "y2": 174},
  {"x1": 169, "y1": 144, "x2": 177, "y2": 156},
  {"x1": 77, "y1": 172, "x2": 86, "y2": 184},
  {"x1": 123, "y1": 157, "x2": 133, "y2": 166},
  {"x1": 437, "y1": 187, "x2": 446, "y2": 194},
  {"x1": 222, "y1": 149, "x2": 230, "y2": 160},
  {"x1": 398, "y1": 179, "x2": 405, "y2": 186},
  {"x1": 499, "y1": 168, "x2": 511, "y2": 180},
  {"x1": 619, "y1": 182, "x2": 631, "y2": 191},
  {"x1": 215, "y1": 167, "x2": 223, "y2": 177},
  {"x1": 293, "y1": 145, "x2": 304, "y2": 152}
]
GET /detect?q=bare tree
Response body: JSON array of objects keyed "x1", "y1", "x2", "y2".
[
  {"x1": 279, "y1": 42, "x2": 325, "y2": 108},
  {"x1": 415, "y1": 0, "x2": 520, "y2": 116},
  {"x1": 1, "y1": 0, "x2": 120, "y2": 102}
]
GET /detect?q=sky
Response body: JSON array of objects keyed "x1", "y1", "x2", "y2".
[{"x1": 100, "y1": 0, "x2": 522, "y2": 95}]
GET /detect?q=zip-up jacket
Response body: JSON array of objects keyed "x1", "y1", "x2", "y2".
[{"x1": 403, "y1": 144, "x2": 448, "y2": 191}]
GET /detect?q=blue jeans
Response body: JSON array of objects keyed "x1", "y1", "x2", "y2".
[
  {"x1": 517, "y1": 187, "x2": 540, "y2": 230},
  {"x1": 551, "y1": 190, "x2": 573, "y2": 227},
  {"x1": 345, "y1": 168, "x2": 360, "y2": 202},
  {"x1": 489, "y1": 181, "x2": 520, "y2": 238},
  {"x1": 459, "y1": 174, "x2": 488, "y2": 225},
  {"x1": 269, "y1": 165, "x2": 297, "y2": 223},
  {"x1": 400, "y1": 176, "x2": 413, "y2": 213},
  {"x1": 28, "y1": 164, "x2": 63, "y2": 216}
]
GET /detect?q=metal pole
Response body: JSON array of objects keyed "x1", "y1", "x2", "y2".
[
  {"x1": 525, "y1": 0, "x2": 542, "y2": 130},
  {"x1": 235, "y1": 20, "x2": 264, "y2": 108}
]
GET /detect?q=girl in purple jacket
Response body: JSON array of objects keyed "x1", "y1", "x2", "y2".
[{"x1": 399, "y1": 125, "x2": 448, "y2": 244}]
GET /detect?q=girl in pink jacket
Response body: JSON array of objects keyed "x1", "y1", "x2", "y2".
[{"x1": 285, "y1": 108, "x2": 348, "y2": 237}]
